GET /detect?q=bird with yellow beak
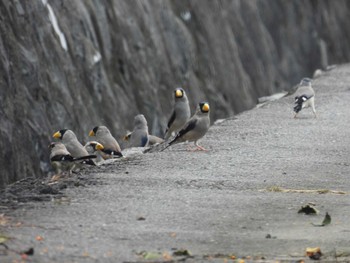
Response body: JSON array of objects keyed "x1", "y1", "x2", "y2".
[{"x1": 88, "y1": 126, "x2": 123, "y2": 159}]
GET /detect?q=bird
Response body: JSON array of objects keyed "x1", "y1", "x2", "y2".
[
  {"x1": 124, "y1": 132, "x2": 164, "y2": 146},
  {"x1": 162, "y1": 101, "x2": 210, "y2": 151},
  {"x1": 293, "y1": 78, "x2": 317, "y2": 118},
  {"x1": 84, "y1": 141, "x2": 105, "y2": 154},
  {"x1": 84, "y1": 141, "x2": 105, "y2": 163},
  {"x1": 164, "y1": 87, "x2": 191, "y2": 140},
  {"x1": 128, "y1": 114, "x2": 149, "y2": 147},
  {"x1": 148, "y1": 135, "x2": 165, "y2": 145},
  {"x1": 49, "y1": 142, "x2": 96, "y2": 175},
  {"x1": 88, "y1": 126, "x2": 123, "y2": 159},
  {"x1": 52, "y1": 129, "x2": 96, "y2": 165}
]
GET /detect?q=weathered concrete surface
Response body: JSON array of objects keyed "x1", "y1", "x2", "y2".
[
  {"x1": 1, "y1": 65, "x2": 350, "y2": 262},
  {"x1": 2, "y1": 0, "x2": 350, "y2": 187}
]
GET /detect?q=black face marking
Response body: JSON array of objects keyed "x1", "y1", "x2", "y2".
[
  {"x1": 59, "y1": 129, "x2": 68, "y2": 136},
  {"x1": 93, "y1": 126, "x2": 99, "y2": 134}
]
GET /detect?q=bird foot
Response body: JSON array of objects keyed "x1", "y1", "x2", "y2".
[{"x1": 188, "y1": 145, "x2": 208, "y2": 152}]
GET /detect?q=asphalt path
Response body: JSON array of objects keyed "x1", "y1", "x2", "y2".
[{"x1": 1, "y1": 65, "x2": 350, "y2": 262}]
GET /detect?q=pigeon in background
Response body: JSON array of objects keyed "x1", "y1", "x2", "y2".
[
  {"x1": 293, "y1": 78, "x2": 317, "y2": 118},
  {"x1": 164, "y1": 87, "x2": 191, "y2": 140},
  {"x1": 128, "y1": 114, "x2": 149, "y2": 147}
]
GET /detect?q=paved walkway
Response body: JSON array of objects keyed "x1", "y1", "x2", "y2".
[{"x1": 1, "y1": 65, "x2": 350, "y2": 262}]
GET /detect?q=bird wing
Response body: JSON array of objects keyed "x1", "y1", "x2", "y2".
[
  {"x1": 166, "y1": 111, "x2": 176, "y2": 131},
  {"x1": 141, "y1": 136, "x2": 149, "y2": 147},
  {"x1": 102, "y1": 149, "x2": 123, "y2": 157},
  {"x1": 169, "y1": 118, "x2": 197, "y2": 145},
  {"x1": 51, "y1": 154, "x2": 74, "y2": 162}
]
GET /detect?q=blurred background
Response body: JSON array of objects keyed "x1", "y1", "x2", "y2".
[{"x1": 1, "y1": 0, "x2": 350, "y2": 187}]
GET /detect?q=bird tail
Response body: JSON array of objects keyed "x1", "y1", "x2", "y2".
[
  {"x1": 73, "y1": 155, "x2": 97, "y2": 165},
  {"x1": 102, "y1": 149, "x2": 123, "y2": 158},
  {"x1": 73, "y1": 155, "x2": 97, "y2": 161},
  {"x1": 294, "y1": 95, "x2": 312, "y2": 113}
]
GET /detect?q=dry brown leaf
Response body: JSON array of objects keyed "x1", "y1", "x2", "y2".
[
  {"x1": 264, "y1": 186, "x2": 347, "y2": 195},
  {"x1": 0, "y1": 214, "x2": 9, "y2": 226},
  {"x1": 163, "y1": 252, "x2": 172, "y2": 260},
  {"x1": 36, "y1": 235, "x2": 44, "y2": 241},
  {"x1": 306, "y1": 247, "x2": 322, "y2": 260}
]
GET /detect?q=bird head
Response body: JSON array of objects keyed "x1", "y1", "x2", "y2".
[
  {"x1": 52, "y1": 129, "x2": 68, "y2": 139},
  {"x1": 87, "y1": 141, "x2": 104, "y2": 151},
  {"x1": 300, "y1": 78, "x2": 312, "y2": 86},
  {"x1": 199, "y1": 102, "x2": 210, "y2": 113},
  {"x1": 175, "y1": 88, "x2": 185, "y2": 98},
  {"x1": 89, "y1": 126, "x2": 99, "y2": 136}
]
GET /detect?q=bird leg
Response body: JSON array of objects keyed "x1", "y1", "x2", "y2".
[{"x1": 187, "y1": 142, "x2": 208, "y2": 151}]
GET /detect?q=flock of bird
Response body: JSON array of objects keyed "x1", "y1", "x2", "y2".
[
  {"x1": 49, "y1": 87, "x2": 210, "y2": 175},
  {"x1": 49, "y1": 78, "x2": 316, "y2": 176}
]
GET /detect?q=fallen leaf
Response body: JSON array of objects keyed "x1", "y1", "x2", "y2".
[
  {"x1": 306, "y1": 247, "x2": 322, "y2": 260},
  {"x1": 140, "y1": 251, "x2": 162, "y2": 260},
  {"x1": 82, "y1": 251, "x2": 89, "y2": 257},
  {"x1": 298, "y1": 205, "x2": 319, "y2": 215},
  {"x1": 312, "y1": 212, "x2": 331, "y2": 227},
  {"x1": 137, "y1": 216, "x2": 145, "y2": 221},
  {"x1": 36, "y1": 235, "x2": 44, "y2": 241},
  {"x1": 173, "y1": 249, "x2": 191, "y2": 256},
  {"x1": 170, "y1": 232, "x2": 177, "y2": 237},
  {"x1": 322, "y1": 212, "x2": 331, "y2": 226},
  {"x1": 0, "y1": 214, "x2": 9, "y2": 226},
  {"x1": 163, "y1": 252, "x2": 172, "y2": 260},
  {"x1": 0, "y1": 235, "x2": 9, "y2": 244},
  {"x1": 264, "y1": 187, "x2": 347, "y2": 195},
  {"x1": 21, "y1": 247, "x2": 34, "y2": 256}
]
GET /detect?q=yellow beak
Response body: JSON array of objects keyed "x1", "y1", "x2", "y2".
[
  {"x1": 202, "y1": 103, "x2": 210, "y2": 112},
  {"x1": 89, "y1": 130, "x2": 95, "y2": 136},
  {"x1": 53, "y1": 131, "x2": 61, "y2": 139},
  {"x1": 95, "y1": 143, "x2": 104, "y2": 151},
  {"x1": 175, "y1": 89, "x2": 183, "y2": 98}
]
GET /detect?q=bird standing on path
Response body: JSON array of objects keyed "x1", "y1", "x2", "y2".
[
  {"x1": 162, "y1": 102, "x2": 210, "y2": 151},
  {"x1": 164, "y1": 87, "x2": 191, "y2": 140},
  {"x1": 129, "y1": 114, "x2": 149, "y2": 147},
  {"x1": 49, "y1": 142, "x2": 96, "y2": 174},
  {"x1": 84, "y1": 141, "x2": 105, "y2": 163},
  {"x1": 293, "y1": 78, "x2": 317, "y2": 118},
  {"x1": 89, "y1": 126, "x2": 123, "y2": 159},
  {"x1": 53, "y1": 129, "x2": 96, "y2": 165}
]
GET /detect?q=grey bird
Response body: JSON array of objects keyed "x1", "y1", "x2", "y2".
[
  {"x1": 293, "y1": 78, "x2": 317, "y2": 118},
  {"x1": 129, "y1": 114, "x2": 149, "y2": 147},
  {"x1": 164, "y1": 87, "x2": 191, "y2": 140},
  {"x1": 49, "y1": 142, "x2": 96, "y2": 174},
  {"x1": 84, "y1": 141, "x2": 105, "y2": 154},
  {"x1": 163, "y1": 102, "x2": 210, "y2": 151},
  {"x1": 84, "y1": 141, "x2": 105, "y2": 163},
  {"x1": 148, "y1": 135, "x2": 165, "y2": 145},
  {"x1": 53, "y1": 129, "x2": 96, "y2": 165},
  {"x1": 89, "y1": 126, "x2": 123, "y2": 159},
  {"x1": 124, "y1": 133, "x2": 164, "y2": 146}
]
